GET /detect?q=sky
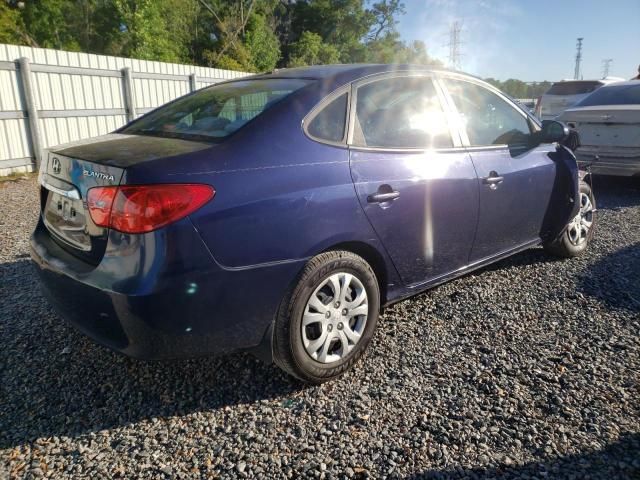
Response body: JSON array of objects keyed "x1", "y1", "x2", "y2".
[{"x1": 397, "y1": 0, "x2": 640, "y2": 82}]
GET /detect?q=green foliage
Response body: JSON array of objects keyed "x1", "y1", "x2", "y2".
[
  {"x1": 486, "y1": 77, "x2": 553, "y2": 98},
  {"x1": 114, "y1": 0, "x2": 195, "y2": 63},
  {"x1": 214, "y1": 53, "x2": 245, "y2": 71},
  {"x1": 20, "y1": 0, "x2": 81, "y2": 50},
  {"x1": 1, "y1": 0, "x2": 441, "y2": 73},
  {"x1": 290, "y1": 0, "x2": 372, "y2": 63},
  {"x1": 245, "y1": 13, "x2": 280, "y2": 71},
  {"x1": 366, "y1": 32, "x2": 441, "y2": 65},
  {"x1": 0, "y1": 1, "x2": 24, "y2": 44},
  {"x1": 287, "y1": 31, "x2": 340, "y2": 67}
]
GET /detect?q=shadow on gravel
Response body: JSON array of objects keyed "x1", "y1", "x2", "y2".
[
  {"x1": 578, "y1": 242, "x2": 640, "y2": 314},
  {"x1": 589, "y1": 175, "x2": 640, "y2": 211},
  {"x1": 480, "y1": 246, "x2": 563, "y2": 273},
  {"x1": 0, "y1": 259, "x2": 304, "y2": 449},
  {"x1": 406, "y1": 432, "x2": 640, "y2": 479}
]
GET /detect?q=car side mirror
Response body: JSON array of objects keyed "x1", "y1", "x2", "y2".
[{"x1": 541, "y1": 120, "x2": 569, "y2": 143}]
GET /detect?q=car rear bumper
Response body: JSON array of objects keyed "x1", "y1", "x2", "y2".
[
  {"x1": 30, "y1": 218, "x2": 302, "y2": 361},
  {"x1": 575, "y1": 146, "x2": 640, "y2": 177}
]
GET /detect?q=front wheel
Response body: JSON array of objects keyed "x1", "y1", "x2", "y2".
[
  {"x1": 273, "y1": 251, "x2": 380, "y2": 384},
  {"x1": 544, "y1": 181, "x2": 595, "y2": 258}
]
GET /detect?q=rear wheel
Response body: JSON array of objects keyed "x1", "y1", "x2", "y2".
[
  {"x1": 273, "y1": 251, "x2": 379, "y2": 384},
  {"x1": 544, "y1": 181, "x2": 595, "y2": 257}
]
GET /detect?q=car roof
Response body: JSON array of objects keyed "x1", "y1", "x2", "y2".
[
  {"x1": 250, "y1": 63, "x2": 476, "y2": 88},
  {"x1": 597, "y1": 80, "x2": 640, "y2": 88},
  {"x1": 263, "y1": 63, "x2": 440, "y2": 78},
  {"x1": 553, "y1": 78, "x2": 624, "y2": 85}
]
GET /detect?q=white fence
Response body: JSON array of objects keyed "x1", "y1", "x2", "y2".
[{"x1": 0, "y1": 44, "x2": 250, "y2": 175}]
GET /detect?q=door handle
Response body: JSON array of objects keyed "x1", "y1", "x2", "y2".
[
  {"x1": 367, "y1": 190, "x2": 400, "y2": 203},
  {"x1": 482, "y1": 171, "x2": 504, "y2": 186}
]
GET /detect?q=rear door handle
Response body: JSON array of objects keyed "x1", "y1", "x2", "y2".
[{"x1": 367, "y1": 191, "x2": 400, "y2": 203}]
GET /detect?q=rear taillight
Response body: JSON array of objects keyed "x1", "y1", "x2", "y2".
[
  {"x1": 87, "y1": 184, "x2": 214, "y2": 233},
  {"x1": 534, "y1": 96, "x2": 542, "y2": 118}
]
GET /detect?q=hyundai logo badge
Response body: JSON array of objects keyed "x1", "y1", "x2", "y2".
[{"x1": 51, "y1": 157, "x2": 61, "y2": 175}]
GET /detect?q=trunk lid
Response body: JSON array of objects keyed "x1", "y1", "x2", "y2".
[
  {"x1": 561, "y1": 106, "x2": 640, "y2": 147},
  {"x1": 39, "y1": 133, "x2": 212, "y2": 262}
]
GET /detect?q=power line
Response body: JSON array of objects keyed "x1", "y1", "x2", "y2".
[
  {"x1": 574, "y1": 37, "x2": 583, "y2": 80},
  {"x1": 602, "y1": 58, "x2": 613, "y2": 78},
  {"x1": 447, "y1": 21, "x2": 463, "y2": 70}
]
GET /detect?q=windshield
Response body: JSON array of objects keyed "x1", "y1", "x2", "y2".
[
  {"x1": 546, "y1": 81, "x2": 602, "y2": 96},
  {"x1": 122, "y1": 78, "x2": 311, "y2": 141},
  {"x1": 576, "y1": 83, "x2": 640, "y2": 106}
]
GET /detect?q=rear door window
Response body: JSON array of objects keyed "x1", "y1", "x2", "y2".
[
  {"x1": 352, "y1": 76, "x2": 453, "y2": 149},
  {"x1": 546, "y1": 81, "x2": 602, "y2": 96},
  {"x1": 122, "y1": 78, "x2": 311, "y2": 142}
]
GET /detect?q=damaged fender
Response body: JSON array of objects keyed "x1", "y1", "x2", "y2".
[{"x1": 540, "y1": 145, "x2": 582, "y2": 243}]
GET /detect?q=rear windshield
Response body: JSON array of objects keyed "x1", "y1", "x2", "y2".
[
  {"x1": 122, "y1": 78, "x2": 311, "y2": 141},
  {"x1": 576, "y1": 83, "x2": 640, "y2": 106},
  {"x1": 546, "y1": 81, "x2": 602, "y2": 96}
]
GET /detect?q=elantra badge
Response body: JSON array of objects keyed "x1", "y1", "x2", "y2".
[{"x1": 83, "y1": 169, "x2": 115, "y2": 182}]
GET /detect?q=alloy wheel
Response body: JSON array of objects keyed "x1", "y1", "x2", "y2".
[{"x1": 567, "y1": 192, "x2": 594, "y2": 246}]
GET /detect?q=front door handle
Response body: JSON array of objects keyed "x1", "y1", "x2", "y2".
[
  {"x1": 482, "y1": 171, "x2": 504, "y2": 188},
  {"x1": 367, "y1": 190, "x2": 400, "y2": 203}
]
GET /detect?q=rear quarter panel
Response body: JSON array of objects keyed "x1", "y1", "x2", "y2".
[{"x1": 188, "y1": 142, "x2": 380, "y2": 268}]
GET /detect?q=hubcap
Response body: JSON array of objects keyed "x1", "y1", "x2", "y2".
[
  {"x1": 301, "y1": 272, "x2": 368, "y2": 364},
  {"x1": 567, "y1": 192, "x2": 594, "y2": 246}
]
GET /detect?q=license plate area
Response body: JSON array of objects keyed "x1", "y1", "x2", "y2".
[{"x1": 43, "y1": 189, "x2": 92, "y2": 251}]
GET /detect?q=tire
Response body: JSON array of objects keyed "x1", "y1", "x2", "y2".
[
  {"x1": 544, "y1": 181, "x2": 595, "y2": 258},
  {"x1": 273, "y1": 250, "x2": 380, "y2": 384}
]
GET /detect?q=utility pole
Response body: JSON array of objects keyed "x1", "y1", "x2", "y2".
[
  {"x1": 447, "y1": 21, "x2": 463, "y2": 70},
  {"x1": 574, "y1": 37, "x2": 583, "y2": 80},
  {"x1": 601, "y1": 58, "x2": 613, "y2": 78}
]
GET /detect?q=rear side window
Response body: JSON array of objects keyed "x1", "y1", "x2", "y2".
[
  {"x1": 306, "y1": 93, "x2": 348, "y2": 143},
  {"x1": 546, "y1": 81, "x2": 602, "y2": 96},
  {"x1": 122, "y1": 78, "x2": 311, "y2": 142},
  {"x1": 576, "y1": 84, "x2": 640, "y2": 106},
  {"x1": 353, "y1": 76, "x2": 453, "y2": 149},
  {"x1": 444, "y1": 79, "x2": 531, "y2": 150}
]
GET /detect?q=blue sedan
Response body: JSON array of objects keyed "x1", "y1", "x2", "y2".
[{"x1": 31, "y1": 64, "x2": 595, "y2": 383}]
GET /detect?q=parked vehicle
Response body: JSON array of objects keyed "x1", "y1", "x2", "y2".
[
  {"x1": 31, "y1": 65, "x2": 594, "y2": 383},
  {"x1": 516, "y1": 98, "x2": 536, "y2": 113},
  {"x1": 558, "y1": 81, "x2": 640, "y2": 177},
  {"x1": 535, "y1": 78, "x2": 623, "y2": 120}
]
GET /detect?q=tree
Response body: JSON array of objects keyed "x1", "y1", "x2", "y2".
[
  {"x1": 2, "y1": 0, "x2": 440, "y2": 72},
  {"x1": 289, "y1": 0, "x2": 372, "y2": 63},
  {"x1": 66, "y1": 1, "x2": 124, "y2": 56},
  {"x1": 287, "y1": 31, "x2": 340, "y2": 67},
  {"x1": 114, "y1": 0, "x2": 197, "y2": 63},
  {"x1": 484, "y1": 78, "x2": 552, "y2": 98},
  {"x1": 0, "y1": 1, "x2": 25, "y2": 44},
  {"x1": 501, "y1": 78, "x2": 528, "y2": 99},
  {"x1": 244, "y1": 12, "x2": 280, "y2": 71},
  {"x1": 194, "y1": 1, "x2": 282, "y2": 72},
  {"x1": 20, "y1": 0, "x2": 82, "y2": 50},
  {"x1": 366, "y1": 32, "x2": 441, "y2": 65},
  {"x1": 368, "y1": 0, "x2": 404, "y2": 41}
]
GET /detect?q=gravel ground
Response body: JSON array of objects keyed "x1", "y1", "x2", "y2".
[{"x1": 1, "y1": 175, "x2": 638, "y2": 480}]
